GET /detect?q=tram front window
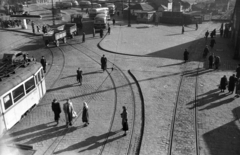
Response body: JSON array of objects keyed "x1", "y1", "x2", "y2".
[
  {"x1": 3, "y1": 93, "x2": 13, "y2": 110},
  {"x1": 25, "y1": 77, "x2": 35, "y2": 94}
]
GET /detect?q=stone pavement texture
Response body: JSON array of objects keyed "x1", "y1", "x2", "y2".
[{"x1": 0, "y1": 4, "x2": 240, "y2": 155}]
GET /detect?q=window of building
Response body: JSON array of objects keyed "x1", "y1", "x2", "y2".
[
  {"x1": 3, "y1": 93, "x2": 13, "y2": 110},
  {"x1": 25, "y1": 77, "x2": 35, "y2": 94},
  {"x1": 12, "y1": 85, "x2": 25, "y2": 103}
]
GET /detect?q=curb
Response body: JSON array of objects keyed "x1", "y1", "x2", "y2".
[{"x1": 128, "y1": 70, "x2": 145, "y2": 155}]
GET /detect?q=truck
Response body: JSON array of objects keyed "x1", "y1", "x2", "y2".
[
  {"x1": 43, "y1": 30, "x2": 67, "y2": 47},
  {"x1": 94, "y1": 14, "x2": 108, "y2": 31},
  {"x1": 64, "y1": 23, "x2": 77, "y2": 38}
]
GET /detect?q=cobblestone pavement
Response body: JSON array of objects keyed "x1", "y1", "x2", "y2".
[{"x1": 1, "y1": 4, "x2": 240, "y2": 155}]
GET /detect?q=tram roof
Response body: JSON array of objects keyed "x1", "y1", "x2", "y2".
[{"x1": 0, "y1": 62, "x2": 42, "y2": 97}]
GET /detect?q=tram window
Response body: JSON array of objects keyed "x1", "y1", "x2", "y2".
[
  {"x1": 3, "y1": 93, "x2": 13, "y2": 110},
  {"x1": 41, "y1": 69, "x2": 44, "y2": 78},
  {"x1": 25, "y1": 77, "x2": 35, "y2": 94},
  {"x1": 35, "y1": 74, "x2": 39, "y2": 84},
  {"x1": 38, "y1": 71, "x2": 41, "y2": 82},
  {"x1": 12, "y1": 85, "x2": 25, "y2": 103}
]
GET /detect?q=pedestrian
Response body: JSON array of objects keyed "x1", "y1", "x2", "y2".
[
  {"x1": 63, "y1": 99, "x2": 74, "y2": 127},
  {"x1": 210, "y1": 38, "x2": 216, "y2": 49},
  {"x1": 195, "y1": 22, "x2": 198, "y2": 30},
  {"x1": 82, "y1": 32, "x2": 85, "y2": 42},
  {"x1": 108, "y1": 26, "x2": 111, "y2": 35},
  {"x1": 100, "y1": 29, "x2": 103, "y2": 38},
  {"x1": 220, "y1": 27, "x2": 223, "y2": 37},
  {"x1": 76, "y1": 67, "x2": 82, "y2": 85},
  {"x1": 182, "y1": 25, "x2": 184, "y2": 34},
  {"x1": 235, "y1": 79, "x2": 240, "y2": 97},
  {"x1": 36, "y1": 25, "x2": 40, "y2": 33},
  {"x1": 203, "y1": 45, "x2": 209, "y2": 58},
  {"x1": 31, "y1": 21, "x2": 35, "y2": 34},
  {"x1": 236, "y1": 64, "x2": 240, "y2": 78},
  {"x1": 183, "y1": 49, "x2": 189, "y2": 63},
  {"x1": 121, "y1": 106, "x2": 128, "y2": 135},
  {"x1": 40, "y1": 56, "x2": 47, "y2": 73},
  {"x1": 210, "y1": 30, "x2": 215, "y2": 38},
  {"x1": 112, "y1": 18, "x2": 115, "y2": 25},
  {"x1": 219, "y1": 75, "x2": 228, "y2": 92},
  {"x1": 214, "y1": 55, "x2": 220, "y2": 70},
  {"x1": 208, "y1": 53, "x2": 214, "y2": 69},
  {"x1": 101, "y1": 54, "x2": 107, "y2": 71},
  {"x1": 51, "y1": 99, "x2": 61, "y2": 125},
  {"x1": 82, "y1": 102, "x2": 89, "y2": 126},
  {"x1": 205, "y1": 30, "x2": 209, "y2": 40},
  {"x1": 228, "y1": 74, "x2": 237, "y2": 94}
]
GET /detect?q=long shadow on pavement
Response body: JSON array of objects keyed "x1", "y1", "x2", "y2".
[
  {"x1": 202, "y1": 107, "x2": 240, "y2": 155},
  {"x1": 53, "y1": 130, "x2": 122, "y2": 154}
]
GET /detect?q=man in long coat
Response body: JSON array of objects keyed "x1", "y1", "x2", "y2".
[
  {"x1": 220, "y1": 75, "x2": 228, "y2": 92},
  {"x1": 121, "y1": 106, "x2": 128, "y2": 135},
  {"x1": 183, "y1": 49, "x2": 189, "y2": 63},
  {"x1": 101, "y1": 55, "x2": 107, "y2": 71},
  {"x1": 210, "y1": 38, "x2": 216, "y2": 49},
  {"x1": 228, "y1": 74, "x2": 237, "y2": 94},
  {"x1": 52, "y1": 99, "x2": 61, "y2": 125},
  {"x1": 76, "y1": 68, "x2": 82, "y2": 85},
  {"x1": 40, "y1": 56, "x2": 47, "y2": 73},
  {"x1": 208, "y1": 54, "x2": 214, "y2": 69},
  {"x1": 63, "y1": 99, "x2": 74, "y2": 127},
  {"x1": 82, "y1": 102, "x2": 89, "y2": 126},
  {"x1": 214, "y1": 56, "x2": 220, "y2": 70}
]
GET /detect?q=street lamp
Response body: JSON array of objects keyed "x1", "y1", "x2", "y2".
[
  {"x1": 52, "y1": 0, "x2": 55, "y2": 25},
  {"x1": 128, "y1": 0, "x2": 131, "y2": 27}
]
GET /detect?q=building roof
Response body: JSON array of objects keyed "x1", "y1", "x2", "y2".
[{"x1": 131, "y1": 3, "x2": 154, "y2": 11}]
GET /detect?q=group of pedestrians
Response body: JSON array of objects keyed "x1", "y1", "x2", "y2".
[
  {"x1": 51, "y1": 99, "x2": 89, "y2": 128},
  {"x1": 0, "y1": 19, "x2": 21, "y2": 28},
  {"x1": 208, "y1": 53, "x2": 221, "y2": 70},
  {"x1": 219, "y1": 72, "x2": 240, "y2": 96}
]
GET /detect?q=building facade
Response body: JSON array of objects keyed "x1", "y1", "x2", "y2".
[{"x1": 231, "y1": 0, "x2": 240, "y2": 58}]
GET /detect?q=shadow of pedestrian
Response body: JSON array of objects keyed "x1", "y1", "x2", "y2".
[
  {"x1": 53, "y1": 130, "x2": 122, "y2": 154},
  {"x1": 202, "y1": 107, "x2": 240, "y2": 155},
  {"x1": 157, "y1": 62, "x2": 184, "y2": 68}
]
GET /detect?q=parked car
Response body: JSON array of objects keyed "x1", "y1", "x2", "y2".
[
  {"x1": 79, "y1": 1, "x2": 91, "y2": 10},
  {"x1": 72, "y1": 1, "x2": 79, "y2": 7}
]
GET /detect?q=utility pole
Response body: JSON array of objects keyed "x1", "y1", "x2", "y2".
[
  {"x1": 128, "y1": 0, "x2": 131, "y2": 27},
  {"x1": 52, "y1": 0, "x2": 55, "y2": 25}
]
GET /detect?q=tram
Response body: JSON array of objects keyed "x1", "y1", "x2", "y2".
[{"x1": 0, "y1": 52, "x2": 46, "y2": 137}]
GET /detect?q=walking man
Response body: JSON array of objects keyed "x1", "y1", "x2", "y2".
[
  {"x1": 82, "y1": 102, "x2": 89, "y2": 126},
  {"x1": 183, "y1": 49, "x2": 189, "y2": 63},
  {"x1": 51, "y1": 99, "x2": 61, "y2": 125},
  {"x1": 208, "y1": 53, "x2": 214, "y2": 69},
  {"x1": 228, "y1": 74, "x2": 237, "y2": 94},
  {"x1": 182, "y1": 25, "x2": 184, "y2": 34},
  {"x1": 40, "y1": 56, "x2": 47, "y2": 73},
  {"x1": 210, "y1": 38, "x2": 216, "y2": 49},
  {"x1": 63, "y1": 99, "x2": 74, "y2": 127},
  {"x1": 101, "y1": 55, "x2": 107, "y2": 72},
  {"x1": 121, "y1": 106, "x2": 128, "y2": 136},
  {"x1": 203, "y1": 45, "x2": 209, "y2": 58},
  {"x1": 76, "y1": 68, "x2": 82, "y2": 85},
  {"x1": 205, "y1": 30, "x2": 209, "y2": 40},
  {"x1": 214, "y1": 55, "x2": 220, "y2": 70},
  {"x1": 219, "y1": 75, "x2": 228, "y2": 92},
  {"x1": 82, "y1": 32, "x2": 85, "y2": 42},
  {"x1": 100, "y1": 29, "x2": 103, "y2": 38}
]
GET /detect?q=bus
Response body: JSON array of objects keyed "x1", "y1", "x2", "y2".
[
  {"x1": 0, "y1": 52, "x2": 46, "y2": 137},
  {"x1": 89, "y1": 7, "x2": 110, "y2": 20}
]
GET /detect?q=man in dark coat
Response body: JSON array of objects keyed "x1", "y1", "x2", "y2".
[
  {"x1": 210, "y1": 38, "x2": 216, "y2": 49},
  {"x1": 121, "y1": 106, "x2": 128, "y2": 135},
  {"x1": 108, "y1": 26, "x2": 111, "y2": 35},
  {"x1": 220, "y1": 75, "x2": 228, "y2": 92},
  {"x1": 52, "y1": 99, "x2": 61, "y2": 125},
  {"x1": 101, "y1": 55, "x2": 107, "y2": 71},
  {"x1": 236, "y1": 64, "x2": 240, "y2": 78},
  {"x1": 40, "y1": 56, "x2": 47, "y2": 73},
  {"x1": 228, "y1": 74, "x2": 237, "y2": 94},
  {"x1": 82, "y1": 102, "x2": 89, "y2": 126},
  {"x1": 203, "y1": 45, "x2": 209, "y2": 58},
  {"x1": 205, "y1": 30, "x2": 209, "y2": 40},
  {"x1": 63, "y1": 99, "x2": 74, "y2": 127},
  {"x1": 208, "y1": 54, "x2": 214, "y2": 69},
  {"x1": 182, "y1": 25, "x2": 184, "y2": 34},
  {"x1": 76, "y1": 68, "x2": 82, "y2": 85},
  {"x1": 220, "y1": 27, "x2": 223, "y2": 37},
  {"x1": 183, "y1": 49, "x2": 189, "y2": 63},
  {"x1": 112, "y1": 18, "x2": 115, "y2": 25},
  {"x1": 100, "y1": 29, "x2": 103, "y2": 38},
  {"x1": 214, "y1": 56, "x2": 220, "y2": 70},
  {"x1": 82, "y1": 32, "x2": 85, "y2": 42}
]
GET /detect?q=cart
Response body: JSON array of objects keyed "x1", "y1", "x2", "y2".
[
  {"x1": 64, "y1": 23, "x2": 77, "y2": 38},
  {"x1": 43, "y1": 30, "x2": 67, "y2": 47}
]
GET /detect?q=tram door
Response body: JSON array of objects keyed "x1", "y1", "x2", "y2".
[{"x1": 36, "y1": 71, "x2": 43, "y2": 100}]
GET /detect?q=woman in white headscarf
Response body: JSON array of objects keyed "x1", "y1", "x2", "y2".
[{"x1": 82, "y1": 102, "x2": 89, "y2": 126}]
